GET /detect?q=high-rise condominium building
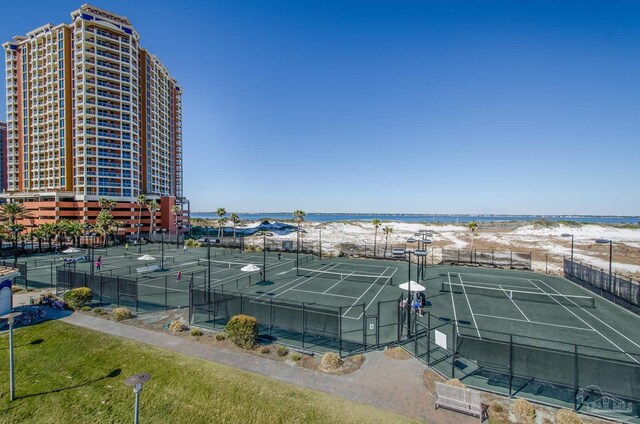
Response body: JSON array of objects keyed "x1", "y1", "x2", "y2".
[
  {"x1": 2, "y1": 4, "x2": 188, "y2": 239},
  {"x1": 0, "y1": 121, "x2": 6, "y2": 192}
]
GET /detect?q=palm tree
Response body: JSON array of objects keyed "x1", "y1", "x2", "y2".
[
  {"x1": 468, "y1": 221, "x2": 478, "y2": 251},
  {"x1": 32, "y1": 227, "x2": 45, "y2": 253},
  {"x1": 293, "y1": 210, "x2": 306, "y2": 250},
  {"x1": 0, "y1": 202, "x2": 32, "y2": 226},
  {"x1": 98, "y1": 197, "x2": 117, "y2": 211},
  {"x1": 135, "y1": 194, "x2": 147, "y2": 243},
  {"x1": 146, "y1": 199, "x2": 159, "y2": 241},
  {"x1": 372, "y1": 219, "x2": 382, "y2": 257},
  {"x1": 95, "y1": 209, "x2": 115, "y2": 247},
  {"x1": 216, "y1": 208, "x2": 226, "y2": 238},
  {"x1": 40, "y1": 223, "x2": 56, "y2": 251},
  {"x1": 219, "y1": 217, "x2": 229, "y2": 241},
  {"x1": 63, "y1": 220, "x2": 84, "y2": 247},
  {"x1": 230, "y1": 213, "x2": 240, "y2": 242},
  {"x1": 171, "y1": 205, "x2": 181, "y2": 245},
  {"x1": 383, "y1": 226, "x2": 393, "y2": 258}
]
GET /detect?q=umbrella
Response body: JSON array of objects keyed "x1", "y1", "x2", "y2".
[
  {"x1": 62, "y1": 247, "x2": 82, "y2": 254},
  {"x1": 398, "y1": 281, "x2": 426, "y2": 292},
  {"x1": 241, "y1": 264, "x2": 261, "y2": 272},
  {"x1": 137, "y1": 254, "x2": 156, "y2": 261}
]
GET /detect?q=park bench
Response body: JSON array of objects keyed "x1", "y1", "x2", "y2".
[
  {"x1": 136, "y1": 264, "x2": 161, "y2": 274},
  {"x1": 61, "y1": 255, "x2": 90, "y2": 264},
  {"x1": 434, "y1": 381, "x2": 487, "y2": 422}
]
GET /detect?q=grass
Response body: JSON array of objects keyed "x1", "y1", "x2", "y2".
[{"x1": 0, "y1": 321, "x2": 415, "y2": 424}]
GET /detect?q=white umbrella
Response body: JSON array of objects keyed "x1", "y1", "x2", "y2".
[
  {"x1": 241, "y1": 264, "x2": 261, "y2": 272},
  {"x1": 62, "y1": 247, "x2": 82, "y2": 254},
  {"x1": 398, "y1": 281, "x2": 426, "y2": 292},
  {"x1": 137, "y1": 254, "x2": 156, "y2": 261}
]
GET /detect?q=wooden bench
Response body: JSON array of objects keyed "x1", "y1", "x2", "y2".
[
  {"x1": 136, "y1": 264, "x2": 161, "y2": 274},
  {"x1": 435, "y1": 382, "x2": 487, "y2": 422}
]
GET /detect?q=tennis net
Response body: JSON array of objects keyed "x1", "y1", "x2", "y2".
[
  {"x1": 297, "y1": 267, "x2": 393, "y2": 286},
  {"x1": 442, "y1": 281, "x2": 595, "y2": 308},
  {"x1": 198, "y1": 258, "x2": 258, "y2": 269}
]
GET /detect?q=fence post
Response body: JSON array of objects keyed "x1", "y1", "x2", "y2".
[
  {"x1": 339, "y1": 306, "x2": 343, "y2": 358},
  {"x1": 362, "y1": 303, "x2": 366, "y2": 351},
  {"x1": 269, "y1": 298, "x2": 273, "y2": 338},
  {"x1": 508, "y1": 335, "x2": 513, "y2": 397},
  {"x1": 426, "y1": 312, "x2": 431, "y2": 365},
  {"x1": 574, "y1": 345, "x2": 579, "y2": 411},
  {"x1": 451, "y1": 322, "x2": 458, "y2": 378},
  {"x1": 117, "y1": 276, "x2": 120, "y2": 307},
  {"x1": 545, "y1": 254, "x2": 548, "y2": 274},
  {"x1": 302, "y1": 302, "x2": 306, "y2": 350},
  {"x1": 50, "y1": 263, "x2": 54, "y2": 289},
  {"x1": 100, "y1": 274, "x2": 103, "y2": 303},
  {"x1": 165, "y1": 275, "x2": 168, "y2": 310}
]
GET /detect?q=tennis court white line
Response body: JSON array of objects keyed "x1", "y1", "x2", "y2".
[
  {"x1": 458, "y1": 273, "x2": 481, "y2": 339},
  {"x1": 323, "y1": 270, "x2": 356, "y2": 294},
  {"x1": 533, "y1": 279, "x2": 640, "y2": 354},
  {"x1": 362, "y1": 267, "x2": 398, "y2": 317},
  {"x1": 473, "y1": 313, "x2": 595, "y2": 332},
  {"x1": 290, "y1": 289, "x2": 358, "y2": 299},
  {"x1": 250, "y1": 262, "x2": 341, "y2": 303},
  {"x1": 528, "y1": 279, "x2": 639, "y2": 364},
  {"x1": 458, "y1": 272, "x2": 536, "y2": 282},
  {"x1": 341, "y1": 267, "x2": 392, "y2": 318},
  {"x1": 447, "y1": 273, "x2": 459, "y2": 330},
  {"x1": 500, "y1": 285, "x2": 531, "y2": 322},
  {"x1": 464, "y1": 280, "x2": 540, "y2": 291}
]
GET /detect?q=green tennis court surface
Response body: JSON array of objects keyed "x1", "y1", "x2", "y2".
[{"x1": 417, "y1": 265, "x2": 640, "y2": 422}]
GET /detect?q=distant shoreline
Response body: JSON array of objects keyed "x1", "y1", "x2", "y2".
[{"x1": 190, "y1": 212, "x2": 639, "y2": 225}]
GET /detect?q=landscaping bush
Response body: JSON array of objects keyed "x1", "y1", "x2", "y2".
[
  {"x1": 185, "y1": 239, "x2": 201, "y2": 248},
  {"x1": 512, "y1": 398, "x2": 536, "y2": 421},
  {"x1": 321, "y1": 352, "x2": 342, "y2": 370},
  {"x1": 111, "y1": 307, "x2": 134, "y2": 322},
  {"x1": 169, "y1": 320, "x2": 188, "y2": 334},
  {"x1": 276, "y1": 346, "x2": 288, "y2": 357},
  {"x1": 35, "y1": 292, "x2": 58, "y2": 305},
  {"x1": 190, "y1": 328, "x2": 203, "y2": 337},
  {"x1": 81, "y1": 306, "x2": 92, "y2": 312},
  {"x1": 93, "y1": 307, "x2": 107, "y2": 316},
  {"x1": 260, "y1": 347, "x2": 270, "y2": 354},
  {"x1": 215, "y1": 334, "x2": 226, "y2": 341},
  {"x1": 291, "y1": 353, "x2": 302, "y2": 362},
  {"x1": 63, "y1": 287, "x2": 93, "y2": 309},
  {"x1": 224, "y1": 315, "x2": 258, "y2": 349},
  {"x1": 555, "y1": 409, "x2": 582, "y2": 424},
  {"x1": 444, "y1": 378, "x2": 467, "y2": 388}
]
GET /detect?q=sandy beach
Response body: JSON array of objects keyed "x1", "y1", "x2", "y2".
[{"x1": 233, "y1": 220, "x2": 640, "y2": 279}]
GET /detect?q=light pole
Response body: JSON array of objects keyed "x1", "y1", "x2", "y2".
[
  {"x1": 296, "y1": 228, "x2": 306, "y2": 269},
  {"x1": 2, "y1": 312, "x2": 22, "y2": 401},
  {"x1": 318, "y1": 227, "x2": 322, "y2": 260},
  {"x1": 84, "y1": 224, "x2": 95, "y2": 274},
  {"x1": 260, "y1": 231, "x2": 273, "y2": 282},
  {"x1": 595, "y1": 239, "x2": 613, "y2": 291},
  {"x1": 123, "y1": 373, "x2": 151, "y2": 424},
  {"x1": 206, "y1": 226, "x2": 211, "y2": 291},
  {"x1": 393, "y1": 248, "x2": 413, "y2": 337}
]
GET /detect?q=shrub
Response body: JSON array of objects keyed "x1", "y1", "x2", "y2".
[
  {"x1": 291, "y1": 353, "x2": 302, "y2": 361},
  {"x1": 190, "y1": 328, "x2": 203, "y2": 337},
  {"x1": 93, "y1": 307, "x2": 106, "y2": 316},
  {"x1": 321, "y1": 352, "x2": 342, "y2": 370},
  {"x1": 185, "y1": 239, "x2": 201, "y2": 248},
  {"x1": 35, "y1": 292, "x2": 58, "y2": 305},
  {"x1": 260, "y1": 347, "x2": 270, "y2": 354},
  {"x1": 111, "y1": 307, "x2": 134, "y2": 322},
  {"x1": 512, "y1": 398, "x2": 536, "y2": 421},
  {"x1": 224, "y1": 315, "x2": 258, "y2": 349},
  {"x1": 169, "y1": 320, "x2": 188, "y2": 334},
  {"x1": 555, "y1": 409, "x2": 582, "y2": 424},
  {"x1": 445, "y1": 378, "x2": 467, "y2": 388},
  {"x1": 81, "y1": 306, "x2": 92, "y2": 312},
  {"x1": 277, "y1": 346, "x2": 288, "y2": 357},
  {"x1": 63, "y1": 287, "x2": 93, "y2": 309},
  {"x1": 215, "y1": 334, "x2": 226, "y2": 341}
]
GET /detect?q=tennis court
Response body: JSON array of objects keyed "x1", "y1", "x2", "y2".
[{"x1": 415, "y1": 265, "x2": 640, "y2": 421}]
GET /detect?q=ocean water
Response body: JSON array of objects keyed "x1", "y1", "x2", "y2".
[{"x1": 190, "y1": 212, "x2": 639, "y2": 225}]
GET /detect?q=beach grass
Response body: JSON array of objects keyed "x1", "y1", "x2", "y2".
[{"x1": 0, "y1": 320, "x2": 414, "y2": 424}]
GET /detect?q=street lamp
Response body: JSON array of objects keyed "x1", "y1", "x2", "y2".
[
  {"x1": 595, "y1": 239, "x2": 613, "y2": 291},
  {"x1": 260, "y1": 231, "x2": 273, "y2": 282},
  {"x1": 123, "y1": 373, "x2": 152, "y2": 424},
  {"x1": 296, "y1": 228, "x2": 306, "y2": 269},
  {"x1": 134, "y1": 224, "x2": 144, "y2": 254},
  {"x1": 2, "y1": 311, "x2": 22, "y2": 401},
  {"x1": 206, "y1": 226, "x2": 212, "y2": 291},
  {"x1": 84, "y1": 224, "x2": 95, "y2": 274},
  {"x1": 393, "y1": 248, "x2": 414, "y2": 337}
]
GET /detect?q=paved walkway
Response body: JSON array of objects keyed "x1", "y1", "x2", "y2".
[{"x1": 10, "y1": 290, "x2": 474, "y2": 423}]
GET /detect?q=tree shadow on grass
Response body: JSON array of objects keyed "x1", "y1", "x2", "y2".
[
  {"x1": 0, "y1": 338, "x2": 45, "y2": 351},
  {"x1": 17, "y1": 368, "x2": 122, "y2": 399}
]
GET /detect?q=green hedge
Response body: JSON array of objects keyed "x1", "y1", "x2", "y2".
[{"x1": 224, "y1": 315, "x2": 259, "y2": 349}]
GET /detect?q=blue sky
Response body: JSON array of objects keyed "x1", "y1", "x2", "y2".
[{"x1": 2, "y1": 1, "x2": 639, "y2": 215}]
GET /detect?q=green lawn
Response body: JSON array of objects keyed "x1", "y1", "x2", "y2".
[{"x1": 0, "y1": 320, "x2": 415, "y2": 424}]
